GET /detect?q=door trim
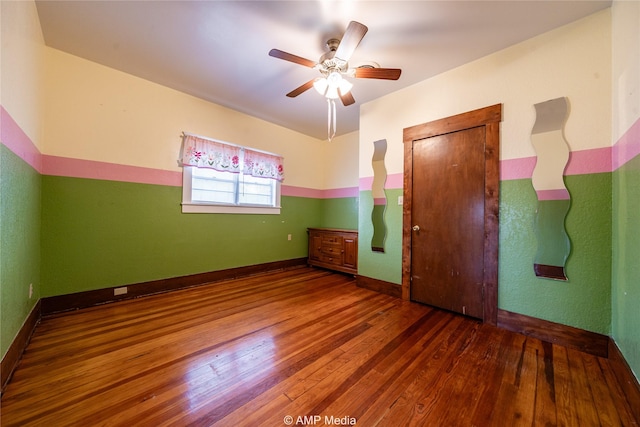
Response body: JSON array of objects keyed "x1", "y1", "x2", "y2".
[{"x1": 402, "y1": 104, "x2": 502, "y2": 325}]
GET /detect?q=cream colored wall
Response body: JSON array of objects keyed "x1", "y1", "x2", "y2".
[
  {"x1": 321, "y1": 130, "x2": 359, "y2": 190},
  {"x1": 0, "y1": 0, "x2": 45, "y2": 148},
  {"x1": 612, "y1": 0, "x2": 640, "y2": 141},
  {"x1": 43, "y1": 48, "x2": 328, "y2": 190},
  {"x1": 359, "y1": 9, "x2": 612, "y2": 178}
]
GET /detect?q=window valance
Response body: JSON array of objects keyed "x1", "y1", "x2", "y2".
[
  {"x1": 179, "y1": 133, "x2": 284, "y2": 181},
  {"x1": 243, "y1": 149, "x2": 284, "y2": 181}
]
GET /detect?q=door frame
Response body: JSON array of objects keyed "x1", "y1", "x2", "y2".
[{"x1": 401, "y1": 104, "x2": 502, "y2": 325}]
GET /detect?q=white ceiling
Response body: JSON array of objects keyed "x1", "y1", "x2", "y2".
[{"x1": 35, "y1": 0, "x2": 611, "y2": 140}]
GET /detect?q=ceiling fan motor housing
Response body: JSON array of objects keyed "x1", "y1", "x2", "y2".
[{"x1": 318, "y1": 39, "x2": 349, "y2": 76}]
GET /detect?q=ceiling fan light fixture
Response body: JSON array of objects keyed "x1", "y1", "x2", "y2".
[
  {"x1": 314, "y1": 72, "x2": 352, "y2": 99},
  {"x1": 338, "y1": 78, "x2": 353, "y2": 96},
  {"x1": 325, "y1": 85, "x2": 340, "y2": 100},
  {"x1": 313, "y1": 77, "x2": 329, "y2": 96},
  {"x1": 326, "y1": 70, "x2": 342, "y2": 86}
]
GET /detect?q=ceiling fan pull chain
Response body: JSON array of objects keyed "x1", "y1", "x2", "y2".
[
  {"x1": 331, "y1": 99, "x2": 337, "y2": 140},
  {"x1": 327, "y1": 98, "x2": 337, "y2": 141}
]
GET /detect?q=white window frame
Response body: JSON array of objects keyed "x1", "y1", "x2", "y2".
[{"x1": 181, "y1": 155, "x2": 282, "y2": 215}]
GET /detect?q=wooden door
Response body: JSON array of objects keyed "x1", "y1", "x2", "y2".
[
  {"x1": 410, "y1": 126, "x2": 485, "y2": 318},
  {"x1": 402, "y1": 104, "x2": 501, "y2": 325}
]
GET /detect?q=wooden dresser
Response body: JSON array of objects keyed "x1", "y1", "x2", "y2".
[{"x1": 307, "y1": 228, "x2": 358, "y2": 275}]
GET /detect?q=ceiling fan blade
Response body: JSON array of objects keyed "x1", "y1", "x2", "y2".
[
  {"x1": 334, "y1": 21, "x2": 368, "y2": 62},
  {"x1": 339, "y1": 90, "x2": 355, "y2": 106},
  {"x1": 269, "y1": 49, "x2": 316, "y2": 68},
  {"x1": 286, "y1": 80, "x2": 315, "y2": 98},
  {"x1": 354, "y1": 67, "x2": 402, "y2": 80}
]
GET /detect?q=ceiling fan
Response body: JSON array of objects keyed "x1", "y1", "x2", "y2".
[{"x1": 269, "y1": 21, "x2": 402, "y2": 107}]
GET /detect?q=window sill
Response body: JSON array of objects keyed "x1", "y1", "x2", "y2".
[{"x1": 181, "y1": 203, "x2": 281, "y2": 215}]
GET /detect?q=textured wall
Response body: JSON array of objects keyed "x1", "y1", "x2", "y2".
[
  {"x1": 0, "y1": 0, "x2": 45, "y2": 360},
  {"x1": 499, "y1": 175, "x2": 612, "y2": 334},
  {"x1": 611, "y1": 0, "x2": 640, "y2": 381},
  {"x1": 40, "y1": 175, "x2": 335, "y2": 297},
  {"x1": 320, "y1": 197, "x2": 359, "y2": 231},
  {"x1": 0, "y1": 146, "x2": 41, "y2": 357},
  {"x1": 612, "y1": 154, "x2": 640, "y2": 378}
]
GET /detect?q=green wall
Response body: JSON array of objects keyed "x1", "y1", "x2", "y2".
[
  {"x1": 358, "y1": 173, "x2": 613, "y2": 335},
  {"x1": 1, "y1": 145, "x2": 41, "y2": 357},
  {"x1": 612, "y1": 153, "x2": 640, "y2": 378},
  {"x1": 40, "y1": 175, "x2": 335, "y2": 297},
  {"x1": 500, "y1": 174, "x2": 612, "y2": 334},
  {"x1": 358, "y1": 188, "x2": 403, "y2": 285},
  {"x1": 319, "y1": 197, "x2": 358, "y2": 231}
]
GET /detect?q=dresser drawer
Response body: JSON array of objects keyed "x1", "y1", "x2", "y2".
[
  {"x1": 320, "y1": 242, "x2": 342, "y2": 256},
  {"x1": 319, "y1": 253, "x2": 343, "y2": 266},
  {"x1": 322, "y1": 235, "x2": 343, "y2": 245}
]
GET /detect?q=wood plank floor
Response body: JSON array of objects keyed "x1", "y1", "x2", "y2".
[{"x1": 1, "y1": 267, "x2": 637, "y2": 426}]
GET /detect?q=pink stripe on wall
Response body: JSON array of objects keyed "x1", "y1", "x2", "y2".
[
  {"x1": 499, "y1": 142, "x2": 633, "y2": 180},
  {"x1": 536, "y1": 188, "x2": 570, "y2": 200},
  {"x1": 281, "y1": 186, "x2": 325, "y2": 198},
  {"x1": 386, "y1": 173, "x2": 403, "y2": 189},
  {"x1": 1, "y1": 106, "x2": 42, "y2": 172},
  {"x1": 499, "y1": 120, "x2": 639, "y2": 180},
  {"x1": 500, "y1": 156, "x2": 537, "y2": 181},
  {"x1": 566, "y1": 147, "x2": 611, "y2": 175},
  {"x1": 42, "y1": 155, "x2": 182, "y2": 187},
  {"x1": 359, "y1": 172, "x2": 403, "y2": 190},
  {"x1": 359, "y1": 176, "x2": 373, "y2": 190},
  {"x1": 323, "y1": 187, "x2": 359, "y2": 198},
  {"x1": 280, "y1": 184, "x2": 323, "y2": 199},
  {"x1": 613, "y1": 117, "x2": 640, "y2": 170},
  {"x1": 281, "y1": 185, "x2": 358, "y2": 199},
  {"x1": 44, "y1": 155, "x2": 361, "y2": 198}
]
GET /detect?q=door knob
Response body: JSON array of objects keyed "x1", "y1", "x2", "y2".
[{"x1": 412, "y1": 225, "x2": 420, "y2": 232}]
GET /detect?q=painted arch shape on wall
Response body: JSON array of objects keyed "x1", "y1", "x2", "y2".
[{"x1": 531, "y1": 97, "x2": 571, "y2": 281}]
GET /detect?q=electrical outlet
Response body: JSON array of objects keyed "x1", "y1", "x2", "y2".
[
  {"x1": 29, "y1": 283, "x2": 33, "y2": 299},
  {"x1": 114, "y1": 287, "x2": 128, "y2": 296},
  {"x1": 287, "y1": 234, "x2": 292, "y2": 241}
]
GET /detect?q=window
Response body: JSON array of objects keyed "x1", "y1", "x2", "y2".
[{"x1": 180, "y1": 133, "x2": 283, "y2": 214}]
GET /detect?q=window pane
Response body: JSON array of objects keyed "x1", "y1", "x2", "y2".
[
  {"x1": 191, "y1": 168, "x2": 238, "y2": 204},
  {"x1": 239, "y1": 175, "x2": 275, "y2": 206}
]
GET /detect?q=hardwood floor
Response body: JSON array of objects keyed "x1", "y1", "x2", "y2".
[{"x1": 1, "y1": 268, "x2": 637, "y2": 426}]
